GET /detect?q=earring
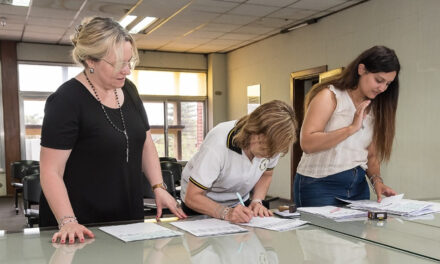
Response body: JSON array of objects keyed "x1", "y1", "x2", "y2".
[{"x1": 89, "y1": 68, "x2": 94, "y2": 73}]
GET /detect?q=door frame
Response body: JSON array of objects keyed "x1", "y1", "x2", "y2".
[{"x1": 290, "y1": 65, "x2": 327, "y2": 202}]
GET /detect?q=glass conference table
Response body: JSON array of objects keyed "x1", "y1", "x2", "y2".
[{"x1": 1, "y1": 213, "x2": 439, "y2": 264}]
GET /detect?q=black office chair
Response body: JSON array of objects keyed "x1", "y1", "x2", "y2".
[
  {"x1": 10, "y1": 160, "x2": 40, "y2": 214},
  {"x1": 22, "y1": 173, "x2": 41, "y2": 227},
  {"x1": 159, "y1": 157, "x2": 177, "y2": 162},
  {"x1": 160, "y1": 161, "x2": 182, "y2": 186}
]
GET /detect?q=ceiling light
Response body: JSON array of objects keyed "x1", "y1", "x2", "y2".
[
  {"x1": 12, "y1": 0, "x2": 30, "y2": 6},
  {"x1": 280, "y1": 18, "x2": 318, "y2": 34},
  {"x1": 129, "y1": 16, "x2": 157, "y2": 34},
  {"x1": 119, "y1": 15, "x2": 137, "y2": 28}
]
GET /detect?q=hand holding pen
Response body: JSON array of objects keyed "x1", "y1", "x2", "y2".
[{"x1": 226, "y1": 192, "x2": 254, "y2": 223}]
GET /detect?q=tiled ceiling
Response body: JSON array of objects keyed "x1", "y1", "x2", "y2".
[{"x1": 0, "y1": 0, "x2": 367, "y2": 54}]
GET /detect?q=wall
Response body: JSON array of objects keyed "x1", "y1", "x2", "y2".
[{"x1": 226, "y1": 0, "x2": 440, "y2": 199}]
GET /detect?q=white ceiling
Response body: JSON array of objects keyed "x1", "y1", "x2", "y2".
[{"x1": 0, "y1": 0, "x2": 367, "y2": 54}]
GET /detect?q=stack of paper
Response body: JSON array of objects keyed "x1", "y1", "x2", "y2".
[
  {"x1": 298, "y1": 206, "x2": 367, "y2": 220},
  {"x1": 171, "y1": 218, "x2": 248, "y2": 237},
  {"x1": 339, "y1": 194, "x2": 440, "y2": 217},
  {"x1": 240, "y1": 217, "x2": 308, "y2": 231},
  {"x1": 99, "y1": 222, "x2": 183, "y2": 242}
]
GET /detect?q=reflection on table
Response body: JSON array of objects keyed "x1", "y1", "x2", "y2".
[{"x1": 1, "y1": 219, "x2": 439, "y2": 264}]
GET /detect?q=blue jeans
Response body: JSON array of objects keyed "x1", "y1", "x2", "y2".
[{"x1": 294, "y1": 166, "x2": 370, "y2": 207}]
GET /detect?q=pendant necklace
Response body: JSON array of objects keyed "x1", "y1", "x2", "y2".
[{"x1": 83, "y1": 71, "x2": 129, "y2": 162}]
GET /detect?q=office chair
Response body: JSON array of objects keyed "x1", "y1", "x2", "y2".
[
  {"x1": 160, "y1": 161, "x2": 182, "y2": 186},
  {"x1": 22, "y1": 173, "x2": 41, "y2": 227},
  {"x1": 10, "y1": 160, "x2": 40, "y2": 214},
  {"x1": 159, "y1": 157, "x2": 177, "y2": 162}
]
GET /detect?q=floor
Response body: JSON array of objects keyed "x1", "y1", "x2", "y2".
[
  {"x1": 0, "y1": 195, "x2": 292, "y2": 232},
  {"x1": 0, "y1": 196, "x2": 28, "y2": 232}
]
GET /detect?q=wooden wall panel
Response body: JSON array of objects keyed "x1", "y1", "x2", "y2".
[{"x1": 0, "y1": 41, "x2": 21, "y2": 196}]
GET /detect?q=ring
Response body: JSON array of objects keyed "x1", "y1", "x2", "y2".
[{"x1": 176, "y1": 203, "x2": 181, "y2": 209}]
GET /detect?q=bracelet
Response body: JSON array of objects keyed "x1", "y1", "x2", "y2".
[
  {"x1": 220, "y1": 207, "x2": 231, "y2": 220},
  {"x1": 58, "y1": 216, "x2": 78, "y2": 229},
  {"x1": 251, "y1": 199, "x2": 263, "y2": 205},
  {"x1": 215, "y1": 204, "x2": 225, "y2": 219},
  {"x1": 369, "y1": 175, "x2": 383, "y2": 187}
]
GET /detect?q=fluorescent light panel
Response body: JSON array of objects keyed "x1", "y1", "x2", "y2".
[
  {"x1": 129, "y1": 16, "x2": 157, "y2": 34},
  {"x1": 119, "y1": 15, "x2": 137, "y2": 28},
  {"x1": 12, "y1": 0, "x2": 30, "y2": 6}
]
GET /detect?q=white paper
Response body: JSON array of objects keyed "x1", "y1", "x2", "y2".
[
  {"x1": 339, "y1": 194, "x2": 440, "y2": 217},
  {"x1": 240, "y1": 217, "x2": 308, "y2": 231},
  {"x1": 298, "y1": 206, "x2": 367, "y2": 220},
  {"x1": 99, "y1": 222, "x2": 182, "y2": 242},
  {"x1": 171, "y1": 218, "x2": 248, "y2": 237}
]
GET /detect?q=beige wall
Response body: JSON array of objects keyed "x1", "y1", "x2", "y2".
[{"x1": 226, "y1": 0, "x2": 440, "y2": 200}]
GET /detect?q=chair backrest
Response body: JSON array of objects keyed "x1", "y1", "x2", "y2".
[
  {"x1": 162, "y1": 170, "x2": 176, "y2": 198},
  {"x1": 159, "y1": 157, "x2": 177, "y2": 162},
  {"x1": 10, "y1": 160, "x2": 40, "y2": 181},
  {"x1": 160, "y1": 161, "x2": 182, "y2": 184},
  {"x1": 23, "y1": 174, "x2": 41, "y2": 206}
]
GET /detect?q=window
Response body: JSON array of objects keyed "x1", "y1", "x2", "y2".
[
  {"x1": 130, "y1": 70, "x2": 207, "y2": 161},
  {"x1": 18, "y1": 64, "x2": 207, "y2": 161},
  {"x1": 18, "y1": 63, "x2": 82, "y2": 160}
]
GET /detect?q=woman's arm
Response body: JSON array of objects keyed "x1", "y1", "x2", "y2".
[
  {"x1": 142, "y1": 131, "x2": 186, "y2": 219},
  {"x1": 40, "y1": 146, "x2": 94, "y2": 244},
  {"x1": 300, "y1": 88, "x2": 369, "y2": 153},
  {"x1": 249, "y1": 170, "x2": 273, "y2": 217},
  {"x1": 185, "y1": 181, "x2": 254, "y2": 223},
  {"x1": 366, "y1": 142, "x2": 397, "y2": 202}
]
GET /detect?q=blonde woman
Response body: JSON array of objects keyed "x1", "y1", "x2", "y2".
[
  {"x1": 39, "y1": 17, "x2": 186, "y2": 244},
  {"x1": 180, "y1": 100, "x2": 297, "y2": 223}
]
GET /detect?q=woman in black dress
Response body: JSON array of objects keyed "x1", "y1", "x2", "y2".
[{"x1": 39, "y1": 17, "x2": 186, "y2": 244}]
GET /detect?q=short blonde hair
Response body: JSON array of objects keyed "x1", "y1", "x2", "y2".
[
  {"x1": 233, "y1": 100, "x2": 297, "y2": 157},
  {"x1": 71, "y1": 17, "x2": 139, "y2": 70}
]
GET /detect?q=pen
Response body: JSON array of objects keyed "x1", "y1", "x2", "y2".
[{"x1": 236, "y1": 192, "x2": 245, "y2": 206}]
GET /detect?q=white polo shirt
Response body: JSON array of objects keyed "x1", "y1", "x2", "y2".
[{"x1": 180, "y1": 120, "x2": 280, "y2": 207}]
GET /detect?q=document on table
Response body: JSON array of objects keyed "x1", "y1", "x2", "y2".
[
  {"x1": 338, "y1": 194, "x2": 440, "y2": 217},
  {"x1": 170, "y1": 218, "x2": 248, "y2": 237},
  {"x1": 99, "y1": 222, "x2": 183, "y2": 242},
  {"x1": 298, "y1": 206, "x2": 367, "y2": 220},
  {"x1": 240, "y1": 217, "x2": 308, "y2": 231}
]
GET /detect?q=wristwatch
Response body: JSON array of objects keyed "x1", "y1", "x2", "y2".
[{"x1": 152, "y1": 182, "x2": 167, "y2": 191}]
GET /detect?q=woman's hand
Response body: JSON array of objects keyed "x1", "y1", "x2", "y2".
[
  {"x1": 226, "y1": 205, "x2": 253, "y2": 223},
  {"x1": 154, "y1": 188, "x2": 187, "y2": 219},
  {"x1": 374, "y1": 182, "x2": 397, "y2": 202},
  {"x1": 52, "y1": 222, "x2": 94, "y2": 244},
  {"x1": 350, "y1": 100, "x2": 371, "y2": 132},
  {"x1": 248, "y1": 202, "x2": 273, "y2": 217}
]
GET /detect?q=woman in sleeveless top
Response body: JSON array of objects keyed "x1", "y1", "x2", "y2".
[{"x1": 294, "y1": 46, "x2": 399, "y2": 207}]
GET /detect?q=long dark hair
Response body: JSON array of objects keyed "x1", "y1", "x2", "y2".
[{"x1": 305, "y1": 46, "x2": 400, "y2": 162}]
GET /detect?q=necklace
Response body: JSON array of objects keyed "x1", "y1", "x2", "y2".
[{"x1": 83, "y1": 71, "x2": 129, "y2": 162}]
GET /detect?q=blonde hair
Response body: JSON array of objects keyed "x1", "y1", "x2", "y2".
[
  {"x1": 233, "y1": 100, "x2": 297, "y2": 157},
  {"x1": 71, "y1": 17, "x2": 139, "y2": 70}
]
